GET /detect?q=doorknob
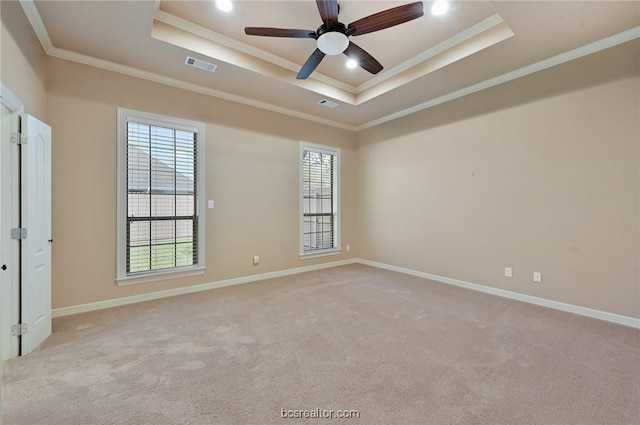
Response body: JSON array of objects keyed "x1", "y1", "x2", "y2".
[{"x1": 1, "y1": 265, "x2": 6, "y2": 271}]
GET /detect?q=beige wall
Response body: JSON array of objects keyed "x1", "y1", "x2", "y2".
[
  {"x1": 5, "y1": 5, "x2": 639, "y2": 319},
  {"x1": 356, "y1": 41, "x2": 640, "y2": 318},
  {"x1": 47, "y1": 58, "x2": 357, "y2": 308},
  {"x1": 1, "y1": 1, "x2": 47, "y2": 118}
]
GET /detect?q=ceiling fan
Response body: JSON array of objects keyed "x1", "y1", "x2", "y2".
[{"x1": 244, "y1": 0, "x2": 425, "y2": 80}]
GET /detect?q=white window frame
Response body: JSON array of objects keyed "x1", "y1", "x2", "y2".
[
  {"x1": 299, "y1": 141, "x2": 341, "y2": 259},
  {"x1": 116, "y1": 108, "x2": 206, "y2": 285}
]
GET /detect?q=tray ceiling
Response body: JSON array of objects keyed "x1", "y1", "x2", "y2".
[{"x1": 24, "y1": 1, "x2": 640, "y2": 130}]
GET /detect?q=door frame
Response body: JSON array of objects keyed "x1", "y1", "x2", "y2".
[{"x1": 1, "y1": 82, "x2": 24, "y2": 363}]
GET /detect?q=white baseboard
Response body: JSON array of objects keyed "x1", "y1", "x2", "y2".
[
  {"x1": 52, "y1": 259, "x2": 357, "y2": 318},
  {"x1": 53, "y1": 257, "x2": 640, "y2": 329},
  {"x1": 357, "y1": 259, "x2": 640, "y2": 329}
]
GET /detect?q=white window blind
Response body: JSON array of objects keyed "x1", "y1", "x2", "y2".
[
  {"x1": 117, "y1": 109, "x2": 205, "y2": 284},
  {"x1": 300, "y1": 142, "x2": 340, "y2": 256}
]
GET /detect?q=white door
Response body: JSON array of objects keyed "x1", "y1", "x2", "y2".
[
  {"x1": 20, "y1": 114, "x2": 52, "y2": 354},
  {"x1": 0, "y1": 105, "x2": 20, "y2": 362}
]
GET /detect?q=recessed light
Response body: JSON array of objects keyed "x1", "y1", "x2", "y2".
[
  {"x1": 215, "y1": 0, "x2": 233, "y2": 13},
  {"x1": 431, "y1": 0, "x2": 449, "y2": 16},
  {"x1": 346, "y1": 59, "x2": 358, "y2": 69}
]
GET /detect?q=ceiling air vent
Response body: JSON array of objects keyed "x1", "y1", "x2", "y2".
[
  {"x1": 185, "y1": 56, "x2": 217, "y2": 72},
  {"x1": 318, "y1": 99, "x2": 339, "y2": 109}
]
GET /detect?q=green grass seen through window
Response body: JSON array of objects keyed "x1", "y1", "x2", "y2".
[{"x1": 129, "y1": 240, "x2": 194, "y2": 273}]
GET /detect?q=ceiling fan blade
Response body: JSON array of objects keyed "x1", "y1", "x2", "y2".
[
  {"x1": 347, "y1": 1, "x2": 424, "y2": 37},
  {"x1": 244, "y1": 27, "x2": 316, "y2": 38},
  {"x1": 344, "y1": 42, "x2": 383, "y2": 74},
  {"x1": 316, "y1": 0, "x2": 339, "y2": 25},
  {"x1": 297, "y1": 49, "x2": 326, "y2": 80}
]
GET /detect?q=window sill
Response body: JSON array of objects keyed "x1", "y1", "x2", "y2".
[
  {"x1": 299, "y1": 249, "x2": 342, "y2": 260},
  {"x1": 116, "y1": 266, "x2": 206, "y2": 286}
]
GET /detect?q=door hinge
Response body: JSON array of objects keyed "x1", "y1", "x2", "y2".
[
  {"x1": 11, "y1": 228, "x2": 28, "y2": 240},
  {"x1": 11, "y1": 323, "x2": 28, "y2": 336},
  {"x1": 10, "y1": 132, "x2": 26, "y2": 145}
]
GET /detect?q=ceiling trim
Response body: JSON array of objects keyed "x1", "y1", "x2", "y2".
[
  {"x1": 356, "y1": 13, "x2": 505, "y2": 93},
  {"x1": 150, "y1": 20, "x2": 357, "y2": 105},
  {"x1": 49, "y1": 45, "x2": 358, "y2": 131},
  {"x1": 19, "y1": 0, "x2": 53, "y2": 52},
  {"x1": 154, "y1": 8, "x2": 514, "y2": 106},
  {"x1": 355, "y1": 19, "x2": 514, "y2": 105},
  {"x1": 355, "y1": 25, "x2": 640, "y2": 131},
  {"x1": 17, "y1": 0, "x2": 640, "y2": 132},
  {"x1": 154, "y1": 9, "x2": 356, "y2": 94},
  {"x1": 18, "y1": 0, "x2": 356, "y2": 130}
]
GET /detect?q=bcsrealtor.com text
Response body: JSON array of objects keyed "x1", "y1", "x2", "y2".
[{"x1": 281, "y1": 408, "x2": 360, "y2": 419}]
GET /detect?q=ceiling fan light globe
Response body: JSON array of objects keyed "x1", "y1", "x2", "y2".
[{"x1": 317, "y1": 32, "x2": 349, "y2": 55}]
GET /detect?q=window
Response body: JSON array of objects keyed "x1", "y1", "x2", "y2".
[
  {"x1": 300, "y1": 142, "x2": 340, "y2": 258},
  {"x1": 117, "y1": 108, "x2": 205, "y2": 284}
]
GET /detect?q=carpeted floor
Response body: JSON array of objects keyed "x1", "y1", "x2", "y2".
[{"x1": 1, "y1": 264, "x2": 639, "y2": 425}]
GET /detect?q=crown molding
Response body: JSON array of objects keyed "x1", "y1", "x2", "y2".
[
  {"x1": 46, "y1": 45, "x2": 358, "y2": 131},
  {"x1": 154, "y1": 9, "x2": 514, "y2": 106},
  {"x1": 18, "y1": 0, "x2": 356, "y2": 130},
  {"x1": 17, "y1": 0, "x2": 640, "y2": 133},
  {"x1": 356, "y1": 25, "x2": 640, "y2": 131},
  {"x1": 356, "y1": 13, "x2": 506, "y2": 93},
  {"x1": 154, "y1": 10, "x2": 356, "y2": 94},
  {"x1": 18, "y1": 0, "x2": 53, "y2": 53}
]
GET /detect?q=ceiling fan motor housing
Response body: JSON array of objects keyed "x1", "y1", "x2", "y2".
[{"x1": 316, "y1": 22, "x2": 349, "y2": 55}]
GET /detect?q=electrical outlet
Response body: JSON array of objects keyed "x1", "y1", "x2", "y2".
[
  {"x1": 505, "y1": 267, "x2": 512, "y2": 278},
  {"x1": 533, "y1": 272, "x2": 542, "y2": 283},
  {"x1": 253, "y1": 256, "x2": 260, "y2": 265},
  {"x1": 346, "y1": 244, "x2": 350, "y2": 252}
]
